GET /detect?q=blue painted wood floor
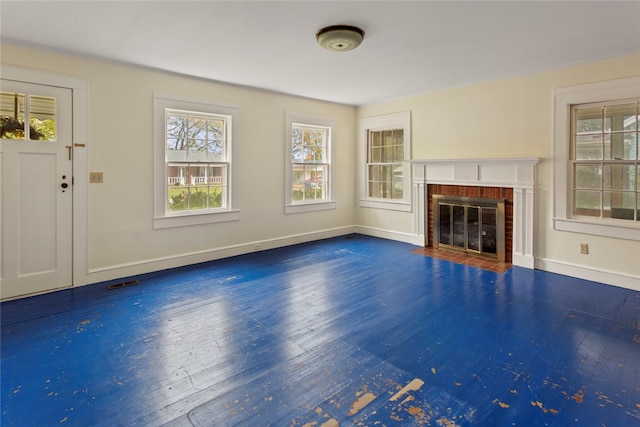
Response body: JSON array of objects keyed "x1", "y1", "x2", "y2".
[{"x1": 2, "y1": 235, "x2": 640, "y2": 427}]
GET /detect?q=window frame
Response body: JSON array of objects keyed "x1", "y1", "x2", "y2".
[
  {"x1": 154, "y1": 93, "x2": 239, "y2": 229},
  {"x1": 285, "y1": 111, "x2": 336, "y2": 214},
  {"x1": 359, "y1": 111, "x2": 412, "y2": 211},
  {"x1": 553, "y1": 77, "x2": 640, "y2": 241}
]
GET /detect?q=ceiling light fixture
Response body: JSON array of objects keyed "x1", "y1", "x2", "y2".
[{"x1": 316, "y1": 25, "x2": 365, "y2": 52}]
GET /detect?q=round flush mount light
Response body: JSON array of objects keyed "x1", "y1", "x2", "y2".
[{"x1": 316, "y1": 25, "x2": 365, "y2": 52}]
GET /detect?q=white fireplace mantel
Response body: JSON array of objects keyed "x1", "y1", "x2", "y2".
[{"x1": 410, "y1": 158, "x2": 540, "y2": 268}]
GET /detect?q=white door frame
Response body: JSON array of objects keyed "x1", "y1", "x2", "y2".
[{"x1": 1, "y1": 65, "x2": 90, "y2": 293}]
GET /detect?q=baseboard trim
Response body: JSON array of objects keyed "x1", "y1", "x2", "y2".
[
  {"x1": 512, "y1": 253, "x2": 535, "y2": 269},
  {"x1": 78, "y1": 227, "x2": 640, "y2": 293},
  {"x1": 535, "y1": 258, "x2": 640, "y2": 292},
  {"x1": 354, "y1": 226, "x2": 424, "y2": 246},
  {"x1": 83, "y1": 226, "x2": 357, "y2": 285}
]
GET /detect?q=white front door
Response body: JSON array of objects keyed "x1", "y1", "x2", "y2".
[{"x1": 1, "y1": 80, "x2": 73, "y2": 299}]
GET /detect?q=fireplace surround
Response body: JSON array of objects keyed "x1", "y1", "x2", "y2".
[
  {"x1": 410, "y1": 158, "x2": 539, "y2": 268},
  {"x1": 433, "y1": 194, "x2": 506, "y2": 262}
]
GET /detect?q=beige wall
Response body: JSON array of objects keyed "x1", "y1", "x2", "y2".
[
  {"x1": 1, "y1": 43, "x2": 356, "y2": 282},
  {"x1": 357, "y1": 54, "x2": 640, "y2": 287},
  {"x1": 2, "y1": 42, "x2": 639, "y2": 290}
]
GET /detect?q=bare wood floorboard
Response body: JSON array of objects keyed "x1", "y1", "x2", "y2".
[{"x1": 2, "y1": 235, "x2": 639, "y2": 426}]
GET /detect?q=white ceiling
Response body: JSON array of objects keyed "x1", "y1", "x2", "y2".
[{"x1": 1, "y1": 1, "x2": 639, "y2": 105}]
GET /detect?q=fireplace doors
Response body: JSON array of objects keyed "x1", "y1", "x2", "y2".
[{"x1": 433, "y1": 195, "x2": 506, "y2": 262}]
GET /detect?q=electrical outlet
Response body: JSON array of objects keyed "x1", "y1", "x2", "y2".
[
  {"x1": 90, "y1": 172, "x2": 103, "y2": 183},
  {"x1": 579, "y1": 243, "x2": 589, "y2": 255}
]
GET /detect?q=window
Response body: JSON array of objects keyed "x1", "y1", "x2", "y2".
[
  {"x1": 367, "y1": 128, "x2": 404, "y2": 200},
  {"x1": 154, "y1": 94, "x2": 239, "y2": 229},
  {"x1": 359, "y1": 111, "x2": 411, "y2": 211},
  {"x1": 572, "y1": 101, "x2": 638, "y2": 220},
  {"x1": 553, "y1": 77, "x2": 640, "y2": 240},
  {"x1": 285, "y1": 112, "x2": 335, "y2": 214}
]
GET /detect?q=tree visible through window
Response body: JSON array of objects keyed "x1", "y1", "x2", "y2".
[
  {"x1": 165, "y1": 109, "x2": 229, "y2": 213},
  {"x1": 1, "y1": 92, "x2": 56, "y2": 141},
  {"x1": 291, "y1": 123, "x2": 329, "y2": 203},
  {"x1": 572, "y1": 100, "x2": 639, "y2": 222}
]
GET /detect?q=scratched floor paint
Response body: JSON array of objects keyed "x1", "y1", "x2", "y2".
[{"x1": 2, "y1": 235, "x2": 639, "y2": 426}]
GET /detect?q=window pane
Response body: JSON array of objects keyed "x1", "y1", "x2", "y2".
[
  {"x1": 368, "y1": 164, "x2": 378, "y2": 181},
  {"x1": 381, "y1": 130, "x2": 392, "y2": 148},
  {"x1": 393, "y1": 130, "x2": 404, "y2": 162},
  {"x1": 370, "y1": 146, "x2": 381, "y2": 163},
  {"x1": 207, "y1": 119, "x2": 224, "y2": 143},
  {"x1": 575, "y1": 164, "x2": 601, "y2": 189},
  {"x1": 293, "y1": 125, "x2": 327, "y2": 164},
  {"x1": 605, "y1": 192, "x2": 635, "y2": 220},
  {"x1": 605, "y1": 103, "x2": 637, "y2": 132},
  {"x1": 1, "y1": 92, "x2": 26, "y2": 140},
  {"x1": 575, "y1": 107, "x2": 603, "y2": 134},
  {"x1": 608, "y1": 132, "x2": 636, "y2": 161},
  {"x1": 292, "y1": 164, "x2": 305, "y2": 201},
  {"x1": 574, "y1": 190, "x2": 600, "y2": 217},
  {"x1": 291, "y1": 163, "x2": 327, "y2": 202},
  {"x1": 166, "y1": 163, "x2": 226, "y2": 211},
  {"x1": 29, "y1": 96, "x2": 56, "y2": 141},
  {"x1": 167, "y1": 114, "x2": 188, "y2": 139},
  {"x1": 394, "y1": 145, "x2": 404, "y2": 162},
  {"x1": 188, "y1": 117, "x2": 206, "y2": 139},
  {"x1": 292, "y1": 128, "x2": 304, "y2": 162},
  {"x1": 368, "y1": 181, "x2": 379, "y2": 198},
  {"x1": 574, "y1": 134, "x2": 602, "y2": 160},
  {"x1": 628, "y1": 132, "x2": 638, "y2": 160},
  {"x1": 603, "y1": 164, "x2": 634, "y2": 190},
  {"x1": 207, "y1": 186, "x2": 223, "y2": 209},
  {"x1": 370, "y1": 131, "x2": 382, "y2": 148},
  {"x1": 167, "y1": 111, "x2": 226, "y2": 164},
  {"x1": 392, "y1": 164, "x2": 403, "y2": 199}
]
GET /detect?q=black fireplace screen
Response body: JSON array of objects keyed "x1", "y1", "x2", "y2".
[{"x1": 433, "y1": 195, "x2": 506, "y2": 262}]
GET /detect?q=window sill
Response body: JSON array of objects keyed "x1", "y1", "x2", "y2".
[
  {"x1": 553, "y1": 217, "x2": 640, "y2": 241},
  {"x1": 154, "y1": 209, "x2": 240, "y2": 229},
  {"x1": 359, "y1": 199, "x2": 412, "y2": 212},
  {"x1": 285, "y1": 201, "x2": 336, "y2": 214}
]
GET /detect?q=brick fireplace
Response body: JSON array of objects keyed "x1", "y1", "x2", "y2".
[
  {"x1": 410, "y1": 158, "x2": 539, "y2": 268},
  {"x1": 428, "y1": 185, "x2": 513, "y2": 263}
]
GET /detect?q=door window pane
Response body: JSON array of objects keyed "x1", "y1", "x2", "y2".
[
  {"x1": 1, "y1": 92, "x2": 26, "y2": 140},
  {"x1": 29, "y1": 96, "x2": 56, "y2": 141}
]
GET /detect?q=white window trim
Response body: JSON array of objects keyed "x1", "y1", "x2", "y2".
[
  {"x1": 154, "y1": 93, "x2": 240, "y2": 229},
  {"x1": 359, "y1": 111, "x2": 412, "y2": 212},
  {"x1": 553, "y1": 77, "x2": 640, "y2": 241},
  {"x1": 285, "y1": 111, "x2": 336, "y2": 214}
]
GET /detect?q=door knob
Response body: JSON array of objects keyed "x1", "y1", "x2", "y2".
[{"x1": 61, "y1": 183, "x2": 69, "y2": 189}]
